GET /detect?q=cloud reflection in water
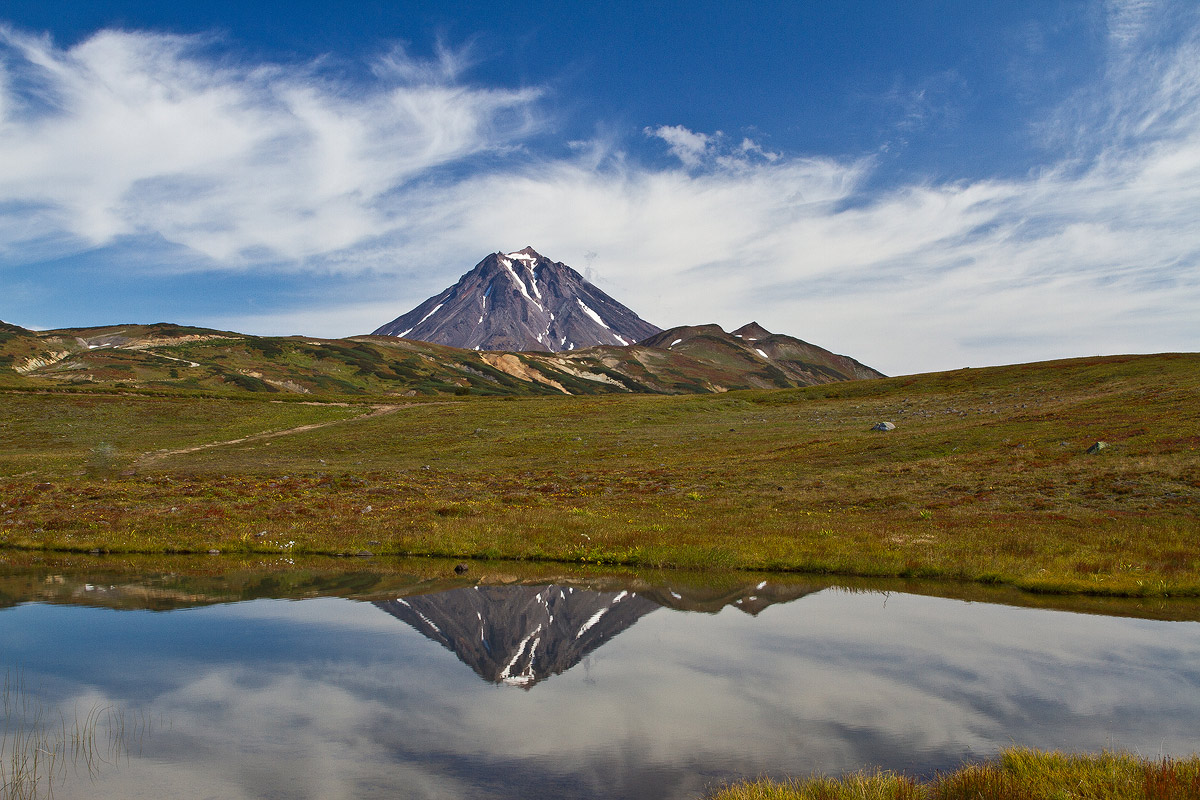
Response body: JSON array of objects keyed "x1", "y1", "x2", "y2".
[{"x1": 1, "y1": 586, "x2": 1198, "y2": 799}]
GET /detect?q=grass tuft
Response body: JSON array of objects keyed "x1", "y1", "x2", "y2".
[{"x1": 712, "y1": 771, "x2": 919, "y2": 800}]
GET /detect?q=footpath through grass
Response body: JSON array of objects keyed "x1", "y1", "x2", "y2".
[
  {"x1": 710, "y1": 749, "x2": 1200, "y2": 800},
  {"x1": 1, "y1": 354, "x2": 1197, "y2": 596}
]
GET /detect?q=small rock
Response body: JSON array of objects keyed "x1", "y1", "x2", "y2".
[
  {"x1": 254, "y1": 531, "x2": 267, "y2": 538},
  {"x1": 454, "y1": 562, "x2": 470, "y2": 574},
  {"x1": 871, "y1": 422, "x2": 896, "y2": 432},
  {"x1": 1086, "y1": 441, "x2": 1109, "y2": 454},
  {"x1": 33, "y1": 483, "x2": 54, "y2": 491},
  {"x1": 207, "y1": 549, "x2": 221, "y2": 555},
  {"x1": 355, "y1": 550, "x2": 373, "y2": 558}
]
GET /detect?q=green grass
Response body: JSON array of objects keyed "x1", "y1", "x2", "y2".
[
  {"x1": 0, "y1": 393, "x2": 365, "y2": 475},
  {"x1": 709, "y1": 749, "x2": 1200, "y2": 799},
  {"x1": 1, "y1": 353, "x2": 1197, "y2": 596}
]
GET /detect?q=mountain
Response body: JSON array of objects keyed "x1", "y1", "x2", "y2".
[
  {"x1": 372, "y1": 247, "x2": 662, "y2": 352},
  {"x1": 638, "y1": 322, "x2": 884, "y2": 386},
  {"x1": 487, "y1": 321, "x2": 884, "y2": 394}
]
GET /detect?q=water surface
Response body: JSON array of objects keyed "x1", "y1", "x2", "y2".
[{"x1": 2, "y1": 566, "x2": 1198, "y2": 799}]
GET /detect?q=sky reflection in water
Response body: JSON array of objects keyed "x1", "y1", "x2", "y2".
[{"x1": 2, "y1": 585, "x2": 1199, "y2": 800}]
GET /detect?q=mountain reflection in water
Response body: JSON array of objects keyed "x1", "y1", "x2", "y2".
[
  {"x1": 3, "y1": 563, "x2": 1200, "y2": 800},
  {"x1": 376, "y1": 581, "x2": 818, "y2": 688},
  {"x1": 378, "y1": 586, "x2": 658, "y2": 687}
]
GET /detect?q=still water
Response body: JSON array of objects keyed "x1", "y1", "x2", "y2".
[{"x1": 2, "y1": 566, "x2": 1199, "y2": 799}]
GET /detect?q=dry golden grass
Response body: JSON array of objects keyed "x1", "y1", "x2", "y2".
[{"x1": 710, "y1": 749, "x2": 1200, "y2": 800}]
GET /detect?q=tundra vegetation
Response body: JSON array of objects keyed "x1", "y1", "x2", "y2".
[
  {"x1": 1, "y1": 351, "x2": 1196, "y2": 597},
  {"x1": 709, "y1": 748, "x2": 1200, "y2": 800}
]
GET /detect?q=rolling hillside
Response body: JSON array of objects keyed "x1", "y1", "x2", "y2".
[{"x1": 0, "y1": 320, "x2": 882, "y2": 397}]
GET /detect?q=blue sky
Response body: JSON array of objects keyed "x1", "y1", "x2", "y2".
[{"x1": 1, "y1": 1, "x2": 1197, "y2": 374}]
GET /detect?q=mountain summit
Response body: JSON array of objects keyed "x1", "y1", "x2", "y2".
[{"x1": 372, "y1": 247, "x2": 662, "y2": 352}]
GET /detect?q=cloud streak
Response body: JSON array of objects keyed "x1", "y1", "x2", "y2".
[
  {"x1": 0, "y1": 26, "x2": 541, "y2": 262},
  {"x1": 2, "y1": 1, "x2": 1199, "y2": 374}
]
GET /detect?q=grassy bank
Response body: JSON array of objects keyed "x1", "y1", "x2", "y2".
[
  {"x1": 710, "y1": 749, "x2": 1200, "y2": 799},
  {"x1": 1, "y1": 353, "x2": 1197, "y2": 596}
]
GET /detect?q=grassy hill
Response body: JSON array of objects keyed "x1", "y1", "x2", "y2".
[
  {"x1": 0, "y1": 320, "x2": 880, "y2": 397},
  {"x1": 1, "y1": 349, "x2": 1196, "y2": 595}
]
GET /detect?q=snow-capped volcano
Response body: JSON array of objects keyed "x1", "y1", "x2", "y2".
[{"x1": 371, "y1": 247, "x2": 661, "y2": 352}]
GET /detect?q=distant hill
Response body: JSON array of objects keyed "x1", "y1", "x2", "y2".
[
  {"x1": 639, "y1": 322, "x2": 883, "y2": 385},
  {"x1": 0, "y1": 319, "x2": 883, "y2": 397},
  {"x1": 372, "y1": 247, "x2": 662, "y2": 351}
]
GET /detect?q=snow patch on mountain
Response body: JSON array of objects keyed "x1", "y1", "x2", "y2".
[{"x1": 576, "y1": 298, "x2": 609, "y2": 329}]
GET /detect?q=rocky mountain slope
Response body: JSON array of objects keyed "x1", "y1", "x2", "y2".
[
  {"x1": 0, "y1": 319, "x2": 63, "y2": 374},
  {"x1": 0, "y1": 319, "x2": 883, "y2": 396},
  {"x1": 372, "y1": 247, "x2": 661, "y2": 351}
]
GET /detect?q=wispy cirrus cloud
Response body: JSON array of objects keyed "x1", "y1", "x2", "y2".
[{"x1": 0, "y1": 25, "x2": 541, "y2": 262}]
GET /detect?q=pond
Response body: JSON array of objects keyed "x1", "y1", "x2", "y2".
[{"x1": 2, "y1": 560, "x2": 1199, "y2": 799}]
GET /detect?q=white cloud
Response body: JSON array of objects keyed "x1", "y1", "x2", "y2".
[
  {"x1": 321, "y1": 85, "x2": 1198, "y2": 373},
  {"x1": 644, "y1": 123, "x2": 712, "y2": 167},
  {"x1": 0, "y1": 25, "x2": 541, "y2": 262}
]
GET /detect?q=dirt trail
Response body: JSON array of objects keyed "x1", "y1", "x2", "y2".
[{"x1": 134, "y1": 403, "x2": 411, "y2": 468}]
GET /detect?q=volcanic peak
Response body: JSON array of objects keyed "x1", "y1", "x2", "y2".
[{"x1": 372, "y1": 248, "x2": 661, "y2": 352}]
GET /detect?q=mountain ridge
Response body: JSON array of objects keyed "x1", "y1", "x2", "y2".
[{"x1": 0, "y1": 319, "x2": 884, "y2": 396}]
